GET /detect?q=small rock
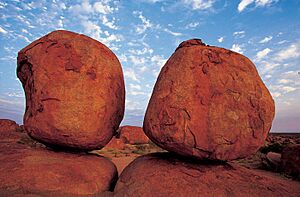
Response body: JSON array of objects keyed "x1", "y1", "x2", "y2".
[{"x1": 262, "y1": 152, "x2": 281, "y2": 171}]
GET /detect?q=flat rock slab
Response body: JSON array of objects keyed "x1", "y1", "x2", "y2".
[
  {"x1": 0, "y1": 126, "x2": 118, "y2": 196},
  {"x1": 115, "y1": 153, "x2": 300, "y2": 197}
]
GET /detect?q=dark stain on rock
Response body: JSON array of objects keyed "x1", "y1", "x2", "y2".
[{"x1": 86, "y1": 69, "x2": 97, "y2": 80}]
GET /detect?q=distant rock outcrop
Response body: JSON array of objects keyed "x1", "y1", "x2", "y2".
[
  {"x1": 106, "y1": 126, "x2": 149, "y2": 149},
  {"x1": 114, "y1": 153, "x2": 300, "y2": 197},
  {"x1": 144, "y1": 39, "x2": 275, "y2": 161},
  {"x1": 17, "y1": 30, "x2": 125, "y2": 151},
  {"x1": 0, "y1": 121, "x2": 118, "y2": 196},
  {"x1": 0, "y1": 119, "x2": 19, "y2": 133}
]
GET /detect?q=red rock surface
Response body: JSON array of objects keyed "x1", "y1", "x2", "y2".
[
  {"x1": 17, "y1": 30, "x2": 125, "y2": 150},
  {"x1": 106, "y1": 126, "x2": 149, "y2": 148},
  {"x1": 115, "y1": 153, "x2": 300, "y2": 197},
  {"x1": 144, "y1": 39, "x2": 275, "y2": 161},
  {"x1": 281, "y1": 144, "x2": 300, "y2": 179},
  {"x1": 0, "y1": 119, "x2": 19, "y2": 133},
  {"x1": 262, "y1": 152, "x2": 281, "y2": 171},
  {"x1": 0, "y1": 125, "x2": 118, "y2": 196}
]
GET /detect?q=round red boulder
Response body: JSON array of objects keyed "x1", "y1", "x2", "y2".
[
  {"x1": 17, "y1": 30, "x2": 125, "y2": 151},
  {"x1": 144, "y1": 39, "x2": 275, "y2": 161}
]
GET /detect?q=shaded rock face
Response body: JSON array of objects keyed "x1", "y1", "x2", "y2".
[
  {"x1": 0, "y1": 119, "x2": 19, "y2": 133},
  {"x1": 114, "y1": 153, "x2": 300, "y2": 197},
  {"x1": 144, "y1": 39, "x2": 275, "y2": 161},
  {"x1": 17, "y1": 30, "x2": 125, "y2": 151},
  {"x1": 0, "y1": 125, "x2": 118, "y2": 196},
  {"x1": 281, "y1": 145, "x2": 300, "y2": 179}
]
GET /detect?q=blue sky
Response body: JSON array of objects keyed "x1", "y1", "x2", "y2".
[{"x1": 0, "y1": 0, "x2": 299, "y2": 132}]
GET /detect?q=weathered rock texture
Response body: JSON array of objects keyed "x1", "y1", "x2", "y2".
[
  {"x1": 0, "y1": 122, "x2": 118, "y2": 196},
  {"x1": 17, "y1": 30, "x2": 125, "y2": 150},
  {"x1": 0, "y1": 119, "x2": 19, "y2": 133},
  {"x1": 114, "y1": 153, "x2": 300, "y2": 197},
  {"x1": 106, "y1": 126, "x2": 149, "y2": 149},
  {"x1": 281, "y1": 144, "x2": 300, "y2": 180},
  {"x1": 144, "y1": 39, "x2": 275, "y2": 161}
]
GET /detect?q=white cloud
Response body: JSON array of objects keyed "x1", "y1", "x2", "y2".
[
  {"x1": 0, "y1": 26, "x2": 7, "y2": 34},
  {"x1": 218, "y1": 37, "x2": 224, "y2": 43},
  {"x1": 238, "y1": 0, "x2": 278, "y2": 12},
  {"x1": 182, "y1": 0, "x2": 215, "y2": 10},
  {"x1": 278, "y1": 79, "x2": 291, "y2": 84},
  {"x1": 231, "y1": 44, "x2": 244, "y2": 54},
  {"x1": 282, "y1": 86, "x2": 296, "y2": 93},
  {"x1": 185, "y1": 22, "x2": 199, "y2": 29},
  {"x1": 233, "y1": 30, "x2": 245, "y2": 36},
  {"x1": 129, "y1": 55, "x2": 146, "y2": 66},
  {"x1": 129, "y1": 47, "x2": 153, "y2": 55},
  {"x1": 274, "y1": 41, "x2": 300, "y2": 62},
  {"x1": 259, "y1": 61, "x2": 280, "y2": 75},
  {"x1": 101, "y1": 35, "x2": 122, "y2": 49},
  {"x1": 259, "y1": 36, "x2": 273, "y2": 44},
  {"x1": 270, "y1": 84, "x2": 297, "y2": 96},
  {"x1": 256, "y1": 0, "x2": 277, "y2": 7},
  {"x1": 129, "y1": 84, "x2": 142, "y2": 90},
  {"x1": 102, "y1": 15, "x2": 118, "y2": 30},
  {"x1": 69, "y1": 0, "x2": 116, "y2": 15},
  {"x1": 69, "y1": 0, "x2": 93, "y2": 14},
  {"x1": 164, "y1": 28, "x2": 183, "y2": 36},
  {"x1": 129, "y1": 91, "x2": 147, "y2": 96},
  {"x1": 81, "y1": 20, "x2": 102, "y2": 40},
  {"x1": 119, "y1": 54, "x2": 128, "y2": 62},
  {"x1": 94, "y1": 1, "x2": 114, "y2": 14},
  {"x1": 133, "y1": 11, "x2": 153, "y2": 34},
  {"x1": 151, "y1": 55, "x2": 167, "y2": 68},
  {"x1": 124, "y1": 68, "x2": 140, "y2": 82},
  {"x1": 238, "y1": 0, "x2": 254, "y2": 12},
  {"x1": 256, "y1": 48, "x2": 271, "y2": 60}
]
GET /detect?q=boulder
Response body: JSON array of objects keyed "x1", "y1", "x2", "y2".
[
  {"x1": 144, "y1": 39, "x2": 275, "y2": 161},
  {"x1": 105, "y1": 126, "x2": 149, "y2": 149},
  {"x1": 262, "y1": 152, "x2": 281, "y2": 171},
  {"x1": 0, "y1": 128, "x2": 118, "y2": 196},
  {"x1": 117, "y1": 126, "x2": 149, "y2": 145},
  {"x1": 281, "y1": 144, "x2": 300, "y2": 179},
  {"x1": 17, "y1": 30, "x2": 125, "y2": 151},
  {"x1": 115, "y1": 153, "x2": 300, "y2": 197},
  {"x1": 0, "y1": 119, "x2": 19, "y2": 133}
]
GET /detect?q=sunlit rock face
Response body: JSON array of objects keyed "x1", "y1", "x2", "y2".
[
  {"x1": 114, "y1": 153, "x2": 299, "y2": 196},
  {"x1": 0, "y1": 125, "x2": 118, "y2": 196},
  {"x1": 17, "y1": 30, "x2": 125, "y2": 151},
  {"x1": 144, "y1": 39, "x2": 275, "y2": 161}
]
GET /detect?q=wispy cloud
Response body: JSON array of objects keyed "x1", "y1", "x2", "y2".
[
  {"x1": 238, "y1": 0, "x2": 279, "y2": 12},
  {"x1": 231, "y1": 44, "x2": 244, "y2": 54},
  {"x1": 181, "y1": 0, "x2": 215, "y2": 10},
  {"x1": 256, "y1": 48, "x2": 271, "y2": 60},
  {"x1": 259, "y1": 36, "x2": 273, "y2": 44},
  {"x1": 274, "y1": 41, "x2": 300, "y2": 62},
  {"x1": 0, "y1": 26, "x2": 7, "y2": 34}
]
